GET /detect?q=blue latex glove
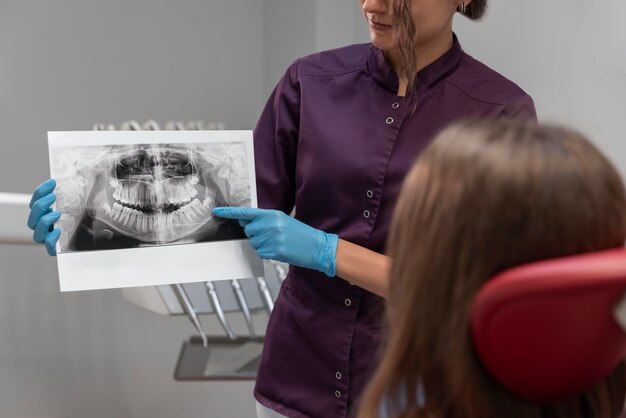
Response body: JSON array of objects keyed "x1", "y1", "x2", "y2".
[
  {"x1": 213, "y1": 207, "x2": 339, "y2": 277},
  {"x1": 27, "y1": 179, "x2": 62, "y2": 256}
]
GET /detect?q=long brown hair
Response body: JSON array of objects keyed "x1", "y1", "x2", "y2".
[
  {"x1": 358, "y1": 119, "x2": 626, "y2": 418},
  {"x1": 391, "y1": 0, "x2": 487, "y2": 93}
]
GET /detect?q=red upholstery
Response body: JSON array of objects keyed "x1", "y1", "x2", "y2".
[{"x1": 471, "y1": 248, "x2": 626, "y2": 401}]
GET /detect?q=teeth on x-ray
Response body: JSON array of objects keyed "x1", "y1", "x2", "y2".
[
  {"x1": 103, "y1": 196, "x2": 212, "y2": 232},
  {"x1": 110, "y1": 180, "x2": 198, "y2": 209},
  {"x1": 52, "y1": 140, "x2": 250, "y2": 252},
  {"x1": 90, "y1": 143, "x2": 235, "y2": 244}
]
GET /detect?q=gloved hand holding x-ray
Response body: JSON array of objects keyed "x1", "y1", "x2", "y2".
[
  {"x1": 28, "y1": 178, "x2": 61, "y2": 256},
  {"x1": 34, "y1": 130, "x2": 263, "y2": 292}
]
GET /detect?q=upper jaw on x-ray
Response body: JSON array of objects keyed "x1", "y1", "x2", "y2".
[{"x1": 80, "y1": 143, "x2": 234, "y2": 247}]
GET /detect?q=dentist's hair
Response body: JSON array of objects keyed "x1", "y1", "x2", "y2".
[
  {"x1": 359, "y1": 119, "x2": 626, "y2": 418},
  {"x1": 391, "y1": 0, "x2": 487, "y2": 92}
]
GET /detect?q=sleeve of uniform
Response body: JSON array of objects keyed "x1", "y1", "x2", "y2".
[
  {"x1": 253, "y1": 59, "x2": 301, "y2": 213},
  {"x1": 502, "y1": 93, "x2": 538, "y2": 122}
]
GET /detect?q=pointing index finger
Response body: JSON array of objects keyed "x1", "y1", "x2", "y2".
[{"x1": 213, "y1": 207, "x2": 267, "y2": 221}]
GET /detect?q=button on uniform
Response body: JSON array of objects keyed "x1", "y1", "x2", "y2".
[
  {"x1": 363, "y1": 210, "x2": 370, "y2": 218},
  {"x1": 386, "y1": 117, "x2": 394, "y2": 124},
  {"x1": 344, "y1": 298, "x2": 352, "y2": 307},
  {"x1": 335, "y1": 390, "x2": 342, "y2": 398},
  {"x1": 392, "y1": 102, "x2": 400, "y2": 109},
  {"x1": 336, "y1": 371, "x2": 342, "y2": 380},
  {"x1": 366, "y1": 190, "x2": 373, "y2": 198}
]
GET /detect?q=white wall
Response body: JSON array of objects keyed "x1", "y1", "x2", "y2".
[
  {"x1": 454, "y1": 0, "x2": 626, "y2": 174},
  {"x1": 263, "y1": 0, "x2": 316, "y2": 93}
]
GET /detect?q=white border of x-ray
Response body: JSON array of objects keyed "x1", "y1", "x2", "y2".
[{"x1": 48, "y1": 130, "x2": 264, "y2": 292}]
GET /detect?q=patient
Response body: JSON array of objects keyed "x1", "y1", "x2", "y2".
[{"x1": 358, "y1": 119, "x2": 626, "y2": 418}]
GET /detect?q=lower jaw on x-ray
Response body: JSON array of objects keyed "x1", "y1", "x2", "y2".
[{"x1": 67, "y1": 143, "x2": 246, "y2": 251}]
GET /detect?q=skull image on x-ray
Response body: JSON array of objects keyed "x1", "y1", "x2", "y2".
[{"x1": 53, "y1": 142, "x2": 248, "y2": 252}]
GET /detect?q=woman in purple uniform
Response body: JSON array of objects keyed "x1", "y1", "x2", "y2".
[
  {"x1": 214, "y1": 1, "x2": 535, "y2": 417},
  {"x1": 28, "y1": 0, "x2": 536, "y2": 417}
]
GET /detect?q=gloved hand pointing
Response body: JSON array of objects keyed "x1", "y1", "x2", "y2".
[
  {"x1": 27, "y1": 179, "x2": 62, "y2": 256},
  {"x1": 213, "y1": 207, "x2": 339, "y2": 277}
]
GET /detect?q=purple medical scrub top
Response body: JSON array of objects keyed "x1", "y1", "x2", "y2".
[{"x1": 253, "y1": 35, "x2": 536, "y2": 418}]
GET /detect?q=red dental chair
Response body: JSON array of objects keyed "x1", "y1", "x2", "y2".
[{"x1": 471, "y1": 248, "x2": 626, "y2": 402}]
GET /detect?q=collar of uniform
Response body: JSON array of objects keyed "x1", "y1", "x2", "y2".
[{"x1": 367, "y1": 33, "x2": 464, "y2": 94}]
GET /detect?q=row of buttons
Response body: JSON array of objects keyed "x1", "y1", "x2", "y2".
[
  {"x1": 335, "y1": 100, "x2": 401, "y2": 405},
  {"x1": 335, "y1": 370, "x2": 343, "y2": 398},
  {"x1": 336, "y1": 292, "x2": 353, "y2": 396},
  {"x1": 364, "y1": 189, "x2": 374, "y2": 218},
  {"x1": 365, "y1": 102, "x2": 399, "y2": 220},
  {"x1": 386, "y1": 102, "x2": 400, "y2": 125}
]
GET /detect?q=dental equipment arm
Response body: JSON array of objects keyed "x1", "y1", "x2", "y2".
[
  {"x1": 205, "y1": 281, "x2": 237, "y2": 340},
  {"x1": 257, "y1": 277, "x2": 274, "y2": 314},
  {"x1": 231, "y1": 279, "x2": 256, "y2": 338},
  {"x1": 173, "y1": 283, "x2": 208, "y2": 347}
]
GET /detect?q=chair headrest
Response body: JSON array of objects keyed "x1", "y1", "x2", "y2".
[{"x1": 471, "y1": 248, "x2": 626, "y2": 401}]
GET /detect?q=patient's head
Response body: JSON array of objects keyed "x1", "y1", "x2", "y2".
[{"x1": 360, "y1": 119, "x2": 626, "y2": 418}]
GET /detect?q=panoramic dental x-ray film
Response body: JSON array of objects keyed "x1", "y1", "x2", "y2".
[{"x1": 48, "y1": 130, "x2": 263, "y2": 292}]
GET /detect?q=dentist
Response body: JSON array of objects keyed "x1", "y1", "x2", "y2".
[{"x1": 213, "y1": 1, "x2": 536, "y2": 417}]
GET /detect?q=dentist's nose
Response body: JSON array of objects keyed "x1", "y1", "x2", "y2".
[{"x1": 361, "y1": 0, "x2": 388, "y2": 15}]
